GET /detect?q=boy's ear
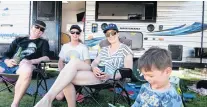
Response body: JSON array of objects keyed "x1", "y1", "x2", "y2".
[{"x1": 164, "y1": 67, "x2": 172, "y2": 75}]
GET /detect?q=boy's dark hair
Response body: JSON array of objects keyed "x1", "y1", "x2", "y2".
[{"x1": 138, "y1": 47, "x2": 172, "y2": 72}]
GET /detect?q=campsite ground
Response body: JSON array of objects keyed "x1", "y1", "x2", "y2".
[{"x1": 0, "y1": 71, "x2": 207, "y2": 107}]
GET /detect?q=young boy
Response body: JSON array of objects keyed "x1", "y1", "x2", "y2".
[{"x1": 132, "y1": 47, "x2": 183, "y2": 107}]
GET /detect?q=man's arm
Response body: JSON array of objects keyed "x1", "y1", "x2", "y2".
[
  {"x1": 29, "y1": 39, "x2": 50, "y2": 64},
  {"x1": 3, "y1": 38, "x2": 20, "y2": 67},
  {"x1": 3, "y1": 38, "x2": 19, "y2": 59},
  {"x1": 30, "y1": 56, "x2": 50, "y2": 64}
]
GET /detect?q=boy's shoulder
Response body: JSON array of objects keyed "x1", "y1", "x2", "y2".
[
  {"x1": 140, "y1": 83, "x2": 180, "y2": 97},
  {"x1": 137, "y1": 83, "x2": 182, "y2": 107}
]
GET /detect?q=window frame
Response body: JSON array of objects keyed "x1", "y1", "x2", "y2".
[{"x1": 95, "y1": 1, "x2": 157, "y2": 22}]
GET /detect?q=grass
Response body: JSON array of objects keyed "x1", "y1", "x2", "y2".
[
  {"x1": 0, "y1": 83, "x2": 129, "y2": 107},
  {"x1": 0, "y1": 70, "x2": 207, "y2": 107}
]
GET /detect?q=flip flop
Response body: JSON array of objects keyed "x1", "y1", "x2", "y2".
[{"x1": 76, "y1": 93, "x2": 84, "y2": 103}]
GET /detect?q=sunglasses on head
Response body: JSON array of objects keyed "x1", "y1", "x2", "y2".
[
  {"x1": 35, "y1": 25, "x2": 45, "y2": 32},
  {"x1": 70, "y1": 31, "x2": 80, "y2": 35},
  {"x1": 105, "y1": 31, "x2": 117, "y2": 37}
]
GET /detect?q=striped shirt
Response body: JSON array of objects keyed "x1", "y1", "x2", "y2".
[{"x1": 98, "y1": 43, "x2": 133, "y2": 75}]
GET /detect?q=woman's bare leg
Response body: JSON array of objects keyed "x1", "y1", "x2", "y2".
[
  {"x1": 63, "y1": 70, "x2": 103, "y2": 107},
  {"x1": 55, "y1": 91, "x2": 64, "y2": 101},
  {"x1": 63, "y1": 84, "x2": 76, "y2": 107},
  {"x1": 34, "y1": 59, "x2": 101, "y2": 107}
]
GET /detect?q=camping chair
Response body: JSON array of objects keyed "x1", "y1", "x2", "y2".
[
  {"x1": 76, "y1": 37, "x2": 133, "y2": 106},
  {"x1": 0, "y1": 58, "x2": 49, "y2": 106},
  {"x1": 169, "y1": 76, "x2": 186, "y2": 107},
  {"x1": 76, "y1": 68, "x2": 133, "y2": 107}
]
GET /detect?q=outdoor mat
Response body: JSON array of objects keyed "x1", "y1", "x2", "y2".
[
  {"x1": 26, "y1": 77, "x2": 57, "y2": 96},
  {"x1": 114, "y1": 83, "x2": 141, "y2": 100}
]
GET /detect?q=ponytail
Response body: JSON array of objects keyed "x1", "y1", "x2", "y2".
[{"x1": 78, "y1": 39, "x2": 82, "y2": 43}]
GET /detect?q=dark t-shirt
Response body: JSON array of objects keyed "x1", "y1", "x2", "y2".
[{"x1": 3, "y1": 36, "x2": 49, "y2": 60}]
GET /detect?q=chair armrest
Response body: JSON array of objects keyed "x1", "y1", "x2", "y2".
[{"x1": 113, "y1": 68, "x2": 132, "y2": 80}]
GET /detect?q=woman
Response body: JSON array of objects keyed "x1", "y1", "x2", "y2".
[
  {"x1": 56, "y1": 25, "x2": 90, "y2": 102},
  {"x1": 34, "y1": 24, "x2": 133, "y2": 107}
]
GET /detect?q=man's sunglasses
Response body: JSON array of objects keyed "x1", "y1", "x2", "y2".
[
  {"x1": 70, "y1": 31, "x2": 80, "y2": 35},
  {"x1": 105, "y1": 31, "x2": 117, "y2": 37},
  {"x1": 35, "y1": 25, "x2": 45, "y2": 32}
]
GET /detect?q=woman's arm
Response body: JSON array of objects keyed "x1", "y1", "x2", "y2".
[
  {"x1": 91, "y1": 56, "x2": 100, "y2": 69},
  {"x1": 58, "y1": 58, "x2": 65, "y2": 71},
  {"x1": 124, "y1": 54, "x2": 133, "y2": 69},
  {"x1": 114, "y1": 54, "x2": 133, "y2": 80}
]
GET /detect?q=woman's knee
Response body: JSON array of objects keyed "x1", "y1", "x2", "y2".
[
  {"x1": 67, "y1": 59, "x2": 80, "y2": 66},
  {"x1": 56, "y1": 93, "x2": 65, "y2": 101}
]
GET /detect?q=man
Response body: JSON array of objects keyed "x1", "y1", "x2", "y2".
[{"x1": 0, "y1": 20, "x2": 50, "y2": 107}]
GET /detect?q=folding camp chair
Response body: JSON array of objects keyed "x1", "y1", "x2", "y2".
[
  {"x1": 76, "y1": 37, "x2": 133, "y2": 106},
  {"x1": 0, "y1": 60, "x2": 48, "y2": 106},
  {"x1": 169, "y1": 76, "x2": 186, "y2": 107},
  {"x1": 76, "y1": 68, "x2": 133, "y2": 107}
]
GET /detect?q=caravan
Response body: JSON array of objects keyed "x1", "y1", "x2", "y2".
[
  {"x1": 1, "y1": 1, "x2": 207, "y2": 64},
  {"x1": 83, "y1": 1, "x2": 207, "y2": 63}
]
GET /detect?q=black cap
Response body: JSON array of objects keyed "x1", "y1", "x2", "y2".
[
  {"x1": 33, "y1": 20, "x2": 46, "y2": 28},
  {"x1": 70, "y1": 25, "x2": 82, "y2": 32}
]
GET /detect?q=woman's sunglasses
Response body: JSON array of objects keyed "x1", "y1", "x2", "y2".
[
  {"x1": 35, "y1": 25, "x2": 45, "y2": 32},
  {"x1": 105, "y1": 31, "x2": 117, "y2": 37},
  {"x1": 70, "y1": 31, "x2": 80, "y2": 35}
]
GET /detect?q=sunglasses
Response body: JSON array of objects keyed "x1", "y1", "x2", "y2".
[
  {"x1": 70, "y1": 31, "x2": 80, "y2": 35},
  {"x1": 34, "y1": 25, "x2": 45, "y2": 32},
  {"x1": 105, "y1": 31, "x2": 117, "y2": 37}
]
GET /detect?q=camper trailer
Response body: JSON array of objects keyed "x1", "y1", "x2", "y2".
[
  {"x1": 0, "y1": 1, "x2": 62, "y2": 57},
  {"x1": 1, "y1": 1, "x2": 207, "y2": 64},
  {"x1": 83, "y1": 1, "x2": 207, "y2": 63}
]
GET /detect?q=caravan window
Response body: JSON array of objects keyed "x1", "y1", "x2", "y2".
[{"x1": 95, "y1": 1, "x2": 157, "y2": 22}]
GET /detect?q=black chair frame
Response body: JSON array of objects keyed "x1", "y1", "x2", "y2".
[
  {"x1": 76, "y1": 68, "x2": 132, "y2": 107},
  {"x1": 0, "y1": 62, "x2": 48, "y2": 106}
]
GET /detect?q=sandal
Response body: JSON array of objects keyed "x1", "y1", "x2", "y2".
[{"x1": 76, "y1": 93, "x2": 84, "y2": 103}]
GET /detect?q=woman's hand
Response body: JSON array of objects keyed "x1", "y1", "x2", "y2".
[
  {"x1": 92, "y1": 67, "x2": 103, "y2": 77},
  {"x1": 97, "y1": 72, "x2": 111, "y2": 80}
]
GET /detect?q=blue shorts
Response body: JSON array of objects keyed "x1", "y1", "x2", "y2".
[{"x1": 0, "y1": 62, "x2": 19, "y2": 74}]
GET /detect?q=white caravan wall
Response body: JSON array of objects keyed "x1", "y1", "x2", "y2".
[
  {"x1": 0, "y1": 1, "x2": 30, "y2": 43},
  {"x1": 85, "y1": 1, "x2": 205, "y2": 62},
  {"x1": 203, "y1": 2, "x2": 207, "y2": 49}
]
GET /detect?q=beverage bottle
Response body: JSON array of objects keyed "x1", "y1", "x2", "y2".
[
  {"x1": 13, "y1": 47, "x2": 22, "y2": 64},
  {"x1": 98, "y1": 62, "x2": 105, "y2": 72}
]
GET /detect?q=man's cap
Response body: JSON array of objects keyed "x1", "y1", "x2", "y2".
[
  {"x1": 33, "y1": 20, "x2": 46, "y2": 29},
  {"x1": 103, "y1": 23, "x2": 119, "y2": 33},
  {"x1": 70, "y1": 25, "x2": 82, "y2": 32}
]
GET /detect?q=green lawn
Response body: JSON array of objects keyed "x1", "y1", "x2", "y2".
[
  {"x1": 0, "y1": 83, "x2": 130, "y2": 107},
  {"x1": 0, "y1": 72, "x2": 207, "y2": 107}
]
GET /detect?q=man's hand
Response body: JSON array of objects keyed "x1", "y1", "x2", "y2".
[
  {"x1": 4, "y1": 59, "x2": 17, "y2": 67},
  {"x1": 19, "y1": 59, "x2": 32, "y2": 66}
]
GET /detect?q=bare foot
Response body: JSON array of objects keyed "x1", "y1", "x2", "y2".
[{"x1": 34, "y1": 98, "x2": 52, "y2": 107}]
